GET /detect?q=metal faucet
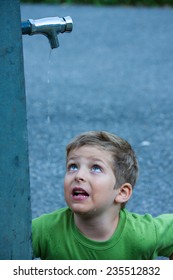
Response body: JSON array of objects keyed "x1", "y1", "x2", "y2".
[{"x1": 21, "y1": 16, "x2": 73, "y2": 49}]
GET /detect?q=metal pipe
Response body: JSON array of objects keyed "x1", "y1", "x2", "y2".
[
  {"x1": 21, "y1": 16, "x2": 73, "y2": 49},
  {"x1": 21, "y1": 20, "x2": 32, "y2": 35}
]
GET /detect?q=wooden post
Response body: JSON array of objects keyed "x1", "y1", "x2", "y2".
[{"x1": 0, "y1": 0, "x2": 32, "y2": 259}]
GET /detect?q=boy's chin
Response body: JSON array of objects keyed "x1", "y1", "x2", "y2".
[
  {"x1": 66, "y1": 200, "x2": 97, "y2": 217},
  {"x1": 71, "y1": 206, "x2": 98, "y2": 218},
  {"x1": 70, "y1": 207, "x2": 89, "y2": 216}
]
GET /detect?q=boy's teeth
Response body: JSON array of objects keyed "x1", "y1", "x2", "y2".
[
  {"x1": 73, "y1": 190, "x2": 89, "y2": 196},
  {"x1": 75, "y1": 191, "x2": 84, "y2": 195}
]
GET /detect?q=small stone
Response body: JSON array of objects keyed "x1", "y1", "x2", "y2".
[{"x1": 140, "y1": 141, "x2": 151, "y2": 146}]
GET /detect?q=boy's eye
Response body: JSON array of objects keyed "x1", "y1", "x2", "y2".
[
  {"x1": 67, "y1": 164, "x2": 78, "y2": 171},
  {"x1": 91, "y1": 165, "x2": 102, "y2": 173}
]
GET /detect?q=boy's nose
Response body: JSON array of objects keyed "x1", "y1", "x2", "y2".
[{"x1": 75, "y1": 168, "x2": 86, "y2": 182}]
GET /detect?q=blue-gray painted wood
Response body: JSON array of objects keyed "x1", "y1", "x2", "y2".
[{"x1": 0, "y1": 0, "x2": 32, "y2": 259}]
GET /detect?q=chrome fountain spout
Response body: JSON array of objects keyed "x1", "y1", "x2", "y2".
[{"x1": 21, "y1": 16, "x2": 73, "y2": 49}]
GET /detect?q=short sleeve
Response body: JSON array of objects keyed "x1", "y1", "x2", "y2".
[
  {"x1": 153, "y1": 214, "x2": 173, "y2": 257},
  {"x1": 32, "y1": 218, "x2": 42, "y2": 259}
]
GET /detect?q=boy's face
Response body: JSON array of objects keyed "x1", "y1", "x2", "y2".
[{"x1": 64, "y1": 145, "x2": 119, "y2": 217}]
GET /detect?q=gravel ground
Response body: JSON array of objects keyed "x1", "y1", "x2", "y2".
[{"x1": 21, "y1": 4, "x2": 173, "y2": 226}]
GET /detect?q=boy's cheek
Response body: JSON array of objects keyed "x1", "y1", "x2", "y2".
[{"x1": 64, "y1": 174, "x2": 70, "y2": 184}]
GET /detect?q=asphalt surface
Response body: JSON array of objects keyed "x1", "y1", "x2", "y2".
[{"x1": 21, "y1": 4, "x2": 173, "y2": 225}]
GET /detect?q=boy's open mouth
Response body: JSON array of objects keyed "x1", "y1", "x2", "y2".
[{"x1": 72, "y1": 187, "x2": 89, "y2": 200}]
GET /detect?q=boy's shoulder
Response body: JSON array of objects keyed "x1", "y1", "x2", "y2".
[
  {"x1": 33, "y1": 206, "x2": 71, "y2": 218},
  {"x1": 124, "y1": 208, "x2": 173, "y2": 224},
  {"x1": 124, "y1": 209, "x2": 154, "y2": 222},
  {"x1": 123, "y1": 208, "x2": 173, "y2": 238},
  {"x1": 121, "y1": 209, "x2": 173, "y2": 259},
  {"x1": 32, "y1": 207, "x2": 72, "y2": 229},
  {"x1": 121, "y1": 209, "x2": 155, "y2": 234}
]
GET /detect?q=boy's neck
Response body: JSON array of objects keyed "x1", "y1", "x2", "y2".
[{"x1": 74, "y1": 209, "x2": 120, "y2": 241}]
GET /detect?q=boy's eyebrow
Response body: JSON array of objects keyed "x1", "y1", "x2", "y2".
[
  {"x1": 66, "y1": 156, "x2": 79, "y2": 161},
  {"x1": 67, "y1": 156, "x2": 110, "y2": 166},
  {"x1": 67, "y1": 155, "x2": 103, "y2": 161}
]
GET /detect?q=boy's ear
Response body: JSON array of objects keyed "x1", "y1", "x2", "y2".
[{"x1": 114, "y1": 183, "x2": 132, "y2": 204}]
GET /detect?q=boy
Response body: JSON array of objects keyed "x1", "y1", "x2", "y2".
[{"x1": 32, "y1": 131, "x2": 173, "y2": 260}]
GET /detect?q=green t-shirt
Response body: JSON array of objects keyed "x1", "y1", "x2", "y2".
[{"x1": 32, "y1": 207, "x2": 173, "y2": 260}]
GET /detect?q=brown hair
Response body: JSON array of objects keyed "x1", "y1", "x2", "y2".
[{"x1": 66, "y1": 131, "x2": 139, "y2": 190}]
